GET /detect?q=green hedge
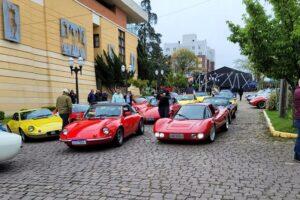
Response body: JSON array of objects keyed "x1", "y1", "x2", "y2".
[{"x1": 0, "y1": 111, "x2": 4, "y2": 120}]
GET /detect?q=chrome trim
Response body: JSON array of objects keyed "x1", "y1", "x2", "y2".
[{"x1": 60, "y1": 137, "x2": 112, "y2": 143}]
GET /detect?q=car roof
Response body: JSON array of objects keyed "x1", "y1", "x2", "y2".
[{"x1": 92, "y1": 102, "x2": 130, "y2": 107}]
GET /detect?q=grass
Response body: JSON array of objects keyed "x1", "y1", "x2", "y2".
[{"x1": 265, "y1": 109, "x2": 297, "y2": 134}]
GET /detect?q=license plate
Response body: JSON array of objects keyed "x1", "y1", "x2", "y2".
[
  {"x1": 72, "y1": 140, "x2": 86, "y2": 145},
  {"x1": 169, "y1": 134, "x2": 184, "y2": 139}
]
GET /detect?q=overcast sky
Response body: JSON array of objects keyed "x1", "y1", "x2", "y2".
[{"x1": 133, "y1": 0, "x2": 248, "y2": 68}]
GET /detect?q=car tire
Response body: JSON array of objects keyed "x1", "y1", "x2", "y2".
[
  {"x1": 208, "y1": 125, "x2": 216, "y2": 143},
  {"x1": 20, "y1": 129, "x2": 29, "y2": 142},
  {"x1": 257, "y1": 101, "x2": 266, "y2": 109},
  {"x1": 136, "y1": 120, "x2": 144, "y2": 135},
  {"x1": 222, "y1": 117, "x2": 229, "y2": 131},
  {"x1": 113, "y1": 128, "x2": 124, "y2": 147}
]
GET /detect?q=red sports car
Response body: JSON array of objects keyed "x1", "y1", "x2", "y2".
[
  {"x1": 153, "y1": 103, "x2": 230, "y2": 143},
  {"x1": 139, "y1": 98, "x2": 181, "y2": 123},
  {"x1": 250, "y1": 96, "x2": 268, "y2": 109},
  {"x1": 60, "y1": 103, "x2": 144, "y2": 148},
  {"x1": 69, "y1": 104, "x2": 89, "y2": 123},
  {"x1": 132, "y1": 97, "x2": 150, "y2": 112}
]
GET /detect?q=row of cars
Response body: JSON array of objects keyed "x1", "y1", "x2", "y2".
[{"x1": 0, "y1": 90, "x2": 238, "y2": 161}]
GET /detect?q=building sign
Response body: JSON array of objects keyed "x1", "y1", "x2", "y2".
[
  {"x1": 2, "y1": 0, "x2": 21, "y2": 43},
  {"x1": 60, "y1": 18, "x2": 86, "y2": 59}
]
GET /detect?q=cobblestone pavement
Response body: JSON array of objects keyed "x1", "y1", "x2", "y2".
[{"x1": 0, "y1": 99, "x2": 299, "y2": 200}]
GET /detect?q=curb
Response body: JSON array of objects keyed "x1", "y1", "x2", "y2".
[{"x1": 263, "y1": 110, "x2": 297, "y2": 139}]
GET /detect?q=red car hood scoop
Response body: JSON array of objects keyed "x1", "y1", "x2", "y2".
[{"x1": 166, "y1": 120, "x2": 203, "y2": 131}]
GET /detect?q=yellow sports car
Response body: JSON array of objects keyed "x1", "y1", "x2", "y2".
[
  {"x1": 195, "y1": 92, "x2": 210, "y2": 102},
  {"x1": 7, "y1": 108, "x2": 62, "y2": 142},
  {"x1": 176, "y1": 94, "x2": 199, "y2": 105}
]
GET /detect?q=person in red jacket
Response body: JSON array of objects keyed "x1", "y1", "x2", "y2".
[{"x1": 293, "y1": 81, "x2": 300, "y2": 161}]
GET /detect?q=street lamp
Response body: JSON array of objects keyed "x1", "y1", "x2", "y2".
[
  {"x1": 155, "y1": 69, "x2": 164, "y2": 92},
  {"x1": 121, "y1": 65, "x2": 134, "y2": 92},
  {"x1": 69, "y1": 57, "x2": 84, "y2": 104}
]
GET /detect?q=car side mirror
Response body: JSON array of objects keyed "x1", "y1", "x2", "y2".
[
  {"x1": 124, "y1": 111, "x2": 132, "y2": 117},
  {"x1": 169, "y1": 110, "x2": 175, "y2": 117}
]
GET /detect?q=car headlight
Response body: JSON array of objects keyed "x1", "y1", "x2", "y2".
[
  {"x1": 62, "y1": 129, "x2": 68, "y2": 135},
  {"x1": 197, "y1": 133, "x2": 204, "y2": 139},
  {"x1": 159, "y1": 133, "x2": 165, "y2": 138},
  {"x1": 28, "y1": 126, "x2": 35, "y2": 132},
  {"x1": 102, "y1": 127, "x2": 110, "y2": 135},
  {"x1": 155, "y1": 132, "x2": 160, "y2": 138}
]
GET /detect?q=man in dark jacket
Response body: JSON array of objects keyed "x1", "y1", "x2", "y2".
[
  {"x1": 158, "y1": 92, "x2": 170, "y2": 118},
  {"x1": 95, "y1": 90, "x2": 102, "y2": 102},
  {"x1": 294, "y1": 83, "x2": 300, "y2": 161},
  {"x1": 69, "y1": 90, "x2": 77, "y2": 104},
  {"x1": 124, "y1": 91, "x2": 133, "y2": 105},
  {"x1": 87, "y1": 89, "x2": 96, "y2": 104},
  {"x1": 238, "y1": 87, "x2": 244, "y2": 101}
]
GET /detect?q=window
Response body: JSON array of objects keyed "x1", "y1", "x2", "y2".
[
  {"x1": 192, "y1": 46, "x2": 195, "y2": 50},
  {"x1": 118, "y1": 29, "x2": 125, "y2": 63},
  {"x1": 130, "y1": 53, "x2": 135, "y2": 72},
  {"x1": 93, "y1": 34, "x2": 100, "y2": 48},
  {"x1": 108, "y1": 44, "x2": 115, "y2": 58}
]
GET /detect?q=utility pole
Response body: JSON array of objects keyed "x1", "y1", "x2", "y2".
[{"x1": 279, "y1": 79, "x2": 288, "y2": 118}]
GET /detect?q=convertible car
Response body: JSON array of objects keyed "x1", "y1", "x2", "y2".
[
  {"x1": 60, "y1": 103, "x2": 144, "y2": 147},
  {"x1": 216, "y1": 91, "x2": 238, "y2": 106},
  {"x1": 203, "y1": 97, "x2": 237, "y2": 122},
  {"x1": 132, "y1": 97, "x2": 151, "y2": 112},
  {"x1": 0, "y1": 131, "x2": 22, "y2": 162},
  {"x1": 153, "y1": 103, "x2": 230, "y2": 143},
  {"x1": 69, "y1": 104, "x2": 89, "y2": 123},
  {"x1": 195, "y1": 92, "x2": 210, "y2": 102},
  {"x1": 7, "y1": 108, "x2": 62, "y2": 142},
  {"x1": 139, "y1": 98, "x2": 181, "y2": 123},
  {"x1": 176, "y1": 94, "x2": 199, "y2": 105}
]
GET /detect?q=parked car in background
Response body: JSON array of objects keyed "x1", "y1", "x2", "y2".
[
  {"x1": 250, "y1": 91, "x2": 271, "y2": 109},
  {"x1": 153, "y1": 103, "x2": 230, "y2": 143},
  {"x1": 195, "y1": 92, "x2": 210, "y2": 102},
  {"x1": 132, "y1": 97, "x2": 150, "y2": 112},
  {"x1": 139, "y1": 98, "x2": 181, "y2": 123},
  {"x1": 216, "y1": 91, "x2": 238, "y2": 106},
  {"x1": 203, "y1": 97, "x2": 237, "y2": 122},
  {"x1": 7, "y1": 108, "x2": 62, "y2": 142},
  {"x1": 0, "y1": 130, "x2": 22, "y2": 162},
  {"x1": 176, "y1": 94, "x2": 199, "y2": 105},
  {"x1": 246, "y1": 89, "x2": 271, "y2": 102},
  {"x1": 60, "y1": 103, "x2": 144, "y2": 148},
  {"x1": 69, "y1": 104, "x2": 89, "y2": 123}
]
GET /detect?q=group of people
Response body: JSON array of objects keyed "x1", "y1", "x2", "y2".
[
  {"x1": 87, "y1": 89, "x2": 108, "y2": 104},
  {"x1": 88, "y1": 88, "x2": 133, "y2": 105}
]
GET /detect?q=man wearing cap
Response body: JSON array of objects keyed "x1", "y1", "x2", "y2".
[{"x1": 56, "y1": 89, "x2": 72, "y2": 128}]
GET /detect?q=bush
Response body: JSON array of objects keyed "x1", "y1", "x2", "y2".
[
  {"x1": 267, "y1": 91, "x2": 278, "y2": 111},
  {"x1": 0, "y1": 111, "x2": 4, "y2": 120},
  {"x1": 42, "y1": 106, "x2": 56, "y2": 111}
]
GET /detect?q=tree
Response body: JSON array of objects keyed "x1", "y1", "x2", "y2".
[
  {"x1": 95, "y1": 51, "x2": 133, "y2": 93},
  {"x1": 227, "y1": 0, "x2": 300, "y2": 90},
  {"x1": 171, "y1": 49, "x2": 199, "y2": 73},
  {"x1": 166, "y1": 72, "x2": 188, "y2": 92},
  {"x1": 137, "y1": 0, "x2": 170, "y2": 84},
  {"x1": 128, "y1": 78, "x2": 149, "y2": 95}
]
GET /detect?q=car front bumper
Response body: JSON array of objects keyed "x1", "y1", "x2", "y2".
[{"x1": 60, "y1": 136, "x2": 113, "y2": 146}]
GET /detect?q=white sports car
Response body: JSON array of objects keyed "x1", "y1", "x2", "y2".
[{"x1": 0, "y1": 130, "x2": 22, "y2": 162}]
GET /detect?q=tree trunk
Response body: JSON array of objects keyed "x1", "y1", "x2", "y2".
[{"x1": 279, "y1": 79, "x2": 288, "y2": 118}]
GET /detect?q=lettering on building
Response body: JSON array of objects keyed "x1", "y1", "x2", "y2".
[
  {"x1": 2, "y1": 0, "x2": 20, "y2": 43},
  {"x1": 60, "y1": 18, "x2": 86, "y2": 59}
]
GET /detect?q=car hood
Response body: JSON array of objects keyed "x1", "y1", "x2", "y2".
[
  {"x1": 22, "y1": 116, "x2": 62, "y2": 128},
  {"x1": 65, "y1": 118, "x2": 117, "y2": 139},
  {"x1": 160, "y1": 119, "x2": 205, "y2": 133},
  {"x1": 142, "y1": 107, "x2": 160, "y2": 118},
  {"x1": 178, "y1": 100, "x2": 195, "y2": 105}
]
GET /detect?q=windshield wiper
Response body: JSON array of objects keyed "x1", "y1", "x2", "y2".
[{"x1": 176, "y1": 113, "x2": 190, "y2": 120}]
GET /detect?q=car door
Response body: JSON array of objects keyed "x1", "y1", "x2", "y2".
[
  {"x1": 122, "y1": 106, "x2": 135, "y2": 136},
  {"x1": 209, "y1": 105, "x2": 223, "y2": 129},
  {"x1": 9, "y1": 113, "x2": 20, "y2": 133}
]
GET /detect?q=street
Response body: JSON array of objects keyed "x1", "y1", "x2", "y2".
[{"x1": 0, "y1": 100, "x2": 299, "y2": 200}]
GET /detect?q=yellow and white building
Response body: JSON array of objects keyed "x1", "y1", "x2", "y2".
[{"x1": 0, "y1": 0, "x2": 147, "y2": 114}]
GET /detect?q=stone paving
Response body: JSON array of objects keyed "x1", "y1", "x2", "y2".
[{"x1": 0, "y1": 99, "x2": 299, "y2": 200}]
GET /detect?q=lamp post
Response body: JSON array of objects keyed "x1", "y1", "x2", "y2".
[
  {"x1": 155, "y1": 69, "x2": 164, "y2": 92},
  {"x1": 121, "y1": 65, "x2": 134, "y2": 92},
  {"x1": 69, "y1": 57, "x2": 84, "y2": 104}
]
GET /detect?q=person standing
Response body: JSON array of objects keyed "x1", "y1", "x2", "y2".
[
  {"x1": 69, "y1": 90, "x2": 77, "y2": 104},
  {"x1": 56, "y1": 89, "x2": 72, "y2": 128},
  {"x1": 238, "y1": 87, "x2": 244, "y2": 101},
  {"x1": 95, "y1": 90, "x2": 102, "y2": 102},
  {"x1": 293, "y1": 81, "x2": 300, "y2": 162},
  {"x1": 87, "y1": 89, "x2": 96, "y2": 105},
  {"x1": 158, "y1": 92, "x2": 170, "y2": 118},
  {"x1": 124, "y1": 91, "x2": 133, "y2": 105},
  {"x1": 112, "y1": 88, "x2": 125, "y2": 103},
  {"x1": 186, "y1": 84, "x2": 195, "y2": 95}
]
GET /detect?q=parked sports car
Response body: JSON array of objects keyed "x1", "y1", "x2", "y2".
[
  {"x1": 153, "y1": 103, "x2": 230, "y2": 143},
  {"x1": 139, "y1": 98, "x2": 181, "y2": 123},
  {"x1": 7, "y1": 108, "x2": 62, "y2": 142},
  {"x1": 60, "y1": 103, "x2": 144, "y2": 147},
  {"x1": 250, "y1": 94, "x2": 269, "y2": 109},
  {"x1": 216, "y1": 92, "x2": 238, "y2": 106},
  {"x1": 195, "y1": 92, "x2": 210, "y2": 102},
  {"x1": 176, "y1": 94, "x2": 199, "y2": 105},
  {"x1": 0, "y1": 131, "x2": 22, "y2": 162},
  {"x1": 69, "y1": 104, "x2": 89, "y2": 123},
  {"x1": 132, "y1": 97, "x2": 151, "y2": 112},
  {"x1": 203, "y1": 97, "x2": 237, "y2": 122}
]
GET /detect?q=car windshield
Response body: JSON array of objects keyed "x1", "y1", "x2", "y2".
[
  {"x1": 134, "y1": 98, "x2": 147, "y2": 104},
  {"x1": 20, "y1": 109, "x2": 52, "y2": 120},
  {"x1": 174, "y1": 105, "x2": 205, "y2": 120},
  {"x1": 149, "y1": 98, "x2": 158, "y2": 106},
  {"x1": 177, "y1": 95, "x2": 194, "y2": 101},
  {"x1": 218, "y1": 92, "x2": 234, "y2": 99},
  {"x1": 85, "y1": 105, "x2": 122, "y2": 118},
  {"x1": 195, "y1": 92, "x2": 208, "y2": 97},
  {"x1": 203, "y1": 98, "x2": 229, "y2": 106},
  {"x1": 72, "y1": 104, "x2": 89, "y2": 113}
]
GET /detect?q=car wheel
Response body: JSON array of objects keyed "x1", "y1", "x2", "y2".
[
  {"x1": 136, "y1": 120, "x2": 144, "y2": 135},
  {"x1": 113, "y1": 128, "x2": 124, "y2": 147},
  {"x1": 222, "y1": 117, "x2": 229, "y2": 131},
  {"x1": 20, "y1": 129, "x2": 29, "y2": 142},
  {"x1": 257, "y1": 101, "x2": 266, "y2": 109},
  {"x1": 208, "y1": 125, "x2": 216, "y2": 143}
]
